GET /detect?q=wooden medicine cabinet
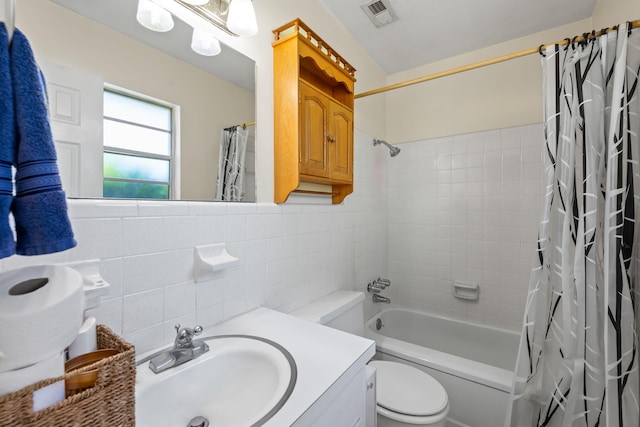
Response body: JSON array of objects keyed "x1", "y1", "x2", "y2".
[{"x1": 273, "y1": 19, "x2": 356, "y2": 204}]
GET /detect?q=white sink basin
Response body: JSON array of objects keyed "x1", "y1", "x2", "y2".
[{"x1": 136, "y1": 335, "x2": 297, "y2": 427}]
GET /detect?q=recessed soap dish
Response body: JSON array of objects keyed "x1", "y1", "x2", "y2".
[
  {"x1": 193, "y1": 244, "x2": 239, "y2": 283},
  {"x1": 452, "y1": 281, "x2": 479, "y2": 301}
]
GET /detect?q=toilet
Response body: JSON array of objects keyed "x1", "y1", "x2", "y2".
[{"x1": 291, "y1": 291, "x2": 449, "y2": 427}]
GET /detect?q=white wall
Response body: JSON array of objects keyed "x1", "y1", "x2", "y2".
[
  {"x1": 383, "y1": 19, "x2": 593, "y2": 144},
  {"x1": 383, "y1": 0, "x2": 639, "y2": 145},
  {"x1": 0, "y1": 130, "x2": 388, "y2": 354},
  {"x1": 592, "y1": 0, "x2": 640, "y2": 28},
  {"x1": 387, "y1": 124, "x2": 543, "y2": 330}
]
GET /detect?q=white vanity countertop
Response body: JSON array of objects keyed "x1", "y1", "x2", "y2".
[{"x1": 203, "y1": 307, "x2": 375, "y2": 426}]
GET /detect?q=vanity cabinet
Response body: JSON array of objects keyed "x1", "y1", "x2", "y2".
[
  {"x1": 293, "y1": 366, "x2": 368, "y2": 427},
  {"x1": 273, "y1": 19, "x2": 356, "y2": 204}
]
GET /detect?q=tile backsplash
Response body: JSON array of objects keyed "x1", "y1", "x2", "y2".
[
  {"x1": 0, "y1": 130, "x2": 388, "y2": 354},
  {"x1": 0, "y1": 124, "x2": 543, "y2": 353},
  {"x1": 386, "y1": 124, "x2": 544, "y2": 331}
]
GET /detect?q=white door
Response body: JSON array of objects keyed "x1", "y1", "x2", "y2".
[{"x1": 40, "y1": 62, "x2": 103, "y2": 198}]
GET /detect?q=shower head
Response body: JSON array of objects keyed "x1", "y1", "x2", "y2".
[{"x1": 373, "y1": 139, "x2": 401, "y2": 157}]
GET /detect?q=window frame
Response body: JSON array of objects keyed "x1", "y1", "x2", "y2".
[{"x1": 102, "y1": 84, "x2": 181, "y2": 200}]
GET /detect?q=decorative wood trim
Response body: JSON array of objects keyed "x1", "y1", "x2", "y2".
[{"x1": 273, "y1": 18, "x2": 356, "y2": 81}]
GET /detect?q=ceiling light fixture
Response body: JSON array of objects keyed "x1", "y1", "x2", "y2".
[
  {"x1": 150, "y1": 0, "x2": 258, "y2": 37},
  {"x1": 227, "y1": 0, "x2": 258, "y2": 36},
  {"x1": 136, "y1": 0, "x2": 258, "y2": 56},
  {"x1": 191, "y1": 28, "x2": 222, "y2": 56},
  {"x1": 181, "y1": 0, "x2": 209, "y2": 5},
  {"x1": 136, "y1": 0, "x2": 174, "y2": 32}
]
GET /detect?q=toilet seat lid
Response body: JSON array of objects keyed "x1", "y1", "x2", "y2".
[{"x1": 369, "y1": 360, "x2": 448, "y2": 417}]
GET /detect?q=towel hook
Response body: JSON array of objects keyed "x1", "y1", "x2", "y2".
[{"x1": 4, "y1": 0, "x2": 14, "y2": 44}]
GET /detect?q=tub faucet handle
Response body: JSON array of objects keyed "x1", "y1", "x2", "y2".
[
  {"x1": 367, "y1": 282, "x2": 383, "y2": 293},
  {"x1": 376, "y1": 277, "x2": 391, "y2": 288}
]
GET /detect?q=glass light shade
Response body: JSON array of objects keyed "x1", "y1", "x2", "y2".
[
  {"x1": 136, "y1": 0, "x2": 174, "y2": 32},
  {"x1": 191, "y1": 29, "x2": 222, "y2": 56},
  {"x1": 181, "y1": 0, "x2": 209, "y2": 5},
  {"x1": 227, "y1": 0, "x2": 258, "y2": 36}
]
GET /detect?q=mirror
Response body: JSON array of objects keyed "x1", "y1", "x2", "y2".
[{"x1": 15, "y1": 0, "x2": 256, "y2": 201}]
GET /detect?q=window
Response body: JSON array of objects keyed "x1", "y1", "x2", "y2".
[{"x1": 103, "y1": 89, "x2": 176, "y2": 199}]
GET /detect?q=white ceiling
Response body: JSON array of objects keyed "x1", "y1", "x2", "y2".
[{"x1": 319, "y1": 0, "x2": 597, "y2": 74}]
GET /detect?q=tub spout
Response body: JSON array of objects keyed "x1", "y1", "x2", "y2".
[{"x1": 372, "y1": 294, "x2": 390, "y2": 304}]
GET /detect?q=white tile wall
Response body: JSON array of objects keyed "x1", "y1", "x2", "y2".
[
  {"x1": 0, "y1": 124, "x2": 542, "y2": 353},
  {"x1": 0, "y1": 130, "x2": 388, "y2": 354},
  {"x1": 387, "y1": 124, "x2": 544, "y2": 331}
]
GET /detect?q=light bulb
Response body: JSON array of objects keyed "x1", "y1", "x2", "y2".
[
  {"x1": 181, "y1": 0, "x2": 209, "y2": 5},
  {"x1": 191, "y1": 29, "x2": 222, "y2": 56},
  {"x1": 227, "y1": 0, "x2": 258, "y2": 36},
  {"x1": 136, "y1": 0, "x2": 174, "y2": 32}
]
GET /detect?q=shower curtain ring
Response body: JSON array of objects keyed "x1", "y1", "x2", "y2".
[
  {"x1": 579, "y1": 33, "x2": 590, "y2": 46},
  {"x1": 538, "y1": 44, "x2": 546, "y2": 57},
  {"x1": 571, "y1": 35, "x2": 580, "y2": 48}
]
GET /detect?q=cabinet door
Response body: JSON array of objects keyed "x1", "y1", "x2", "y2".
[
  {"x1": 329, "y1": 101, "x2": 353, "y2": 182},
  {"x1": 299, "y1": 83, "x2": 329, "y2": 178},
  {"x1": 301, "y1": 367, "x2": 366, "y2": 427}
]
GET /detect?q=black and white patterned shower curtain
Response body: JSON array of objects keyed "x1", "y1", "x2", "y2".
[
  {"x1": 215, "y1": 126, "x2": 248, "y2": 201},
  {"x1": 507, "y1": 23, "x2": 640, "y2": 427}
]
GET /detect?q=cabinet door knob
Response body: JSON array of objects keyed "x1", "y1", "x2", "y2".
[{"x1": 327, "y1": 135, "x2": 335, "y2": 143}]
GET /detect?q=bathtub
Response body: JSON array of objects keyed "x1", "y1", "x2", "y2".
[{"x1": 365, "y1": 308, "x2": 520, "y2": 427}]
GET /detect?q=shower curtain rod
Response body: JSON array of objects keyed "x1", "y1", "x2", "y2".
[
  {"x1": 238, "y1": 121, "x2": 255, "y2": 129},
  {"x1": 355, "y1": 19, "x2": 640, "y2": 99},
  {"x1": 224, "y1": 121, "x2": 255, "y2": 131}
]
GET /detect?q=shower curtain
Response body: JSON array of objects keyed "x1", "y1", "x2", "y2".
[
  {"x1": 507, "y1": 24, "x2": 640, "y2": 426},
  {"x1": 215, "y1": 126, "x2": 248, "y2": 201}
]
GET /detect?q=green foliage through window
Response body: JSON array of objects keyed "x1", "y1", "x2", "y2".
[{"x1": 103, "y1": 89, "x2": 173, "y2": 199}]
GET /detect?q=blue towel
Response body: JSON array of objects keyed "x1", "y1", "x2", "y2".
[
  {"x1": 10, "y1": 28, "x2": 76, "y2": 255},
  {"x1": 0, "y1": 24, "x2": 15, "y2": 258}
]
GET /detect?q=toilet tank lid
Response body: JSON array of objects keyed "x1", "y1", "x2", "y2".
[{"x1": 289, "y1": 291, "x2": 365, "y2": 325}]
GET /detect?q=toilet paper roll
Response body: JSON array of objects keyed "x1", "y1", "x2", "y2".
[
  {"x1": 0, "y1": 351, "x2": 65, "y2": 397},
  {"x1": 67, "y1": 316, "x2": 97, "y2": 360},
  {"x1": 0, "y1": 265, "x2": 84, "y2": 372}
]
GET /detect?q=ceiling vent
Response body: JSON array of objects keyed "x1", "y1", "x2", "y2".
[{"x1": 361, "y1": 0, "x2": 398, "y2": 28}]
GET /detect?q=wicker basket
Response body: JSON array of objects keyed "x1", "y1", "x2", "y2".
[{"x1": 0, "y1": 325, "x2": 135, "y2": 427}]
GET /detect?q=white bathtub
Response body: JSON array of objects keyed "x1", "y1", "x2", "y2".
[{"x1": 365, "y1": 308, "x2": 520, "y2": 427}]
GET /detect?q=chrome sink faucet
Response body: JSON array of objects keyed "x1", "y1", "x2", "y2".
[{"x1": 149, "y1": 324, "x2": 209, "y2": 374}]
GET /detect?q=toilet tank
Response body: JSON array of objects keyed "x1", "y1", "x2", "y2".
[{"x1": 290, "y1": 291, "x2": 365, "y2": 336}]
